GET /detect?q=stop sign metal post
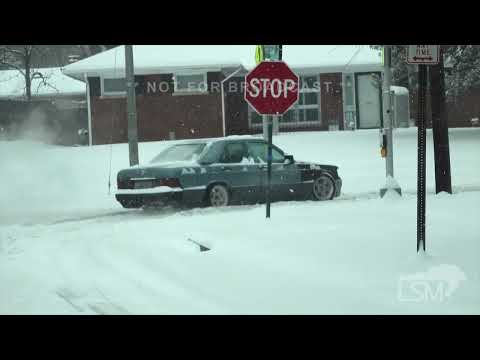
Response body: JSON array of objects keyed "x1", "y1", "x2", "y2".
[{"x1": 244, "y1": 60, "x2": 299, "y2": 218}]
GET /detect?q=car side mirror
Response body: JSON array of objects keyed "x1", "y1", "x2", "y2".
[{"x1": 284, "y1": 155, "x2": 294, "y2": 164}]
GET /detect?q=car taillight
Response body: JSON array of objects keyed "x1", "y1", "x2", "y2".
[
  {"x1": 157, "y1": 178, "x2": 181, "y2": 188},
  {"x1": 117, "y1": 179, "x2": 134, "y2": 189}
]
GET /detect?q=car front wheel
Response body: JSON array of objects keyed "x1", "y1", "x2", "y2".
[
  {"x1": 208, "y1": 184, "x2": 230, "y2": 207},
  {"x1": 312, "y1": 174, "x2": 336, "y2": 201}
]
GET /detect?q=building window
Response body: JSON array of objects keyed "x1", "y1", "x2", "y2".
[
  {"x1": 344, "y1": 74, "x2": 354, "y2": 106},
  {"x1": 250, "y1": 110, "x2": 263, "y2": 125},
  {"x1": 174, "y1": 73, "x2": 208, "y2": 94},
  {"x1": 248, "y1": 75, "x2": 321, "y2": 127},
  {"x1": 101, "y1": 77, "x2": 126, "y2": 96},
  {"x1": 300, "y1": 76, "x2": 319, "y2": 92}
]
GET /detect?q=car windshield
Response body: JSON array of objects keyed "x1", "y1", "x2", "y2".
[{"x1": 150, "y1": 143, "x2": 206, "y2": 163}]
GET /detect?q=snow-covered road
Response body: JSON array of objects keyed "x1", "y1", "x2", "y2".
[{"x1": 1, "y1": 128, "x2": 479, "y2": 314}]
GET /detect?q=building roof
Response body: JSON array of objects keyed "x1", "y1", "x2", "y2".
[
  {"x1": 62, "y1": 45, "x2": 383, "y2": 79},
  {"x1": 0, "y1": 67, "x2": 86, "y2": 100}
]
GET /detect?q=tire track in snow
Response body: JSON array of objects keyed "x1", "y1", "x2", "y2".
[
  {"x1": 39, "y1": 184, "x2": 480, "y2": 227},
  {"x1": 0, "y1": 232, "x2": 24, "y2": 260},
  {"x1": 83, "y1": 232, "x2": 227, "y2": 314},
  {"x1": 9, "y1": 184, "x2": 480, "y2": 227},
  {"x1": 44, "y1": 207, "x2": 179, "y2": 226},
  {"x1": 55, "y1": 287, "x2": 130, "y2": 315}
]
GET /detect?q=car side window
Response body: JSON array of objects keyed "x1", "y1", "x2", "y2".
[
  {"x1": 199, "y1": 141, "x2": 224, "y2": 164},
  {"x1": 220, "y1": 142, "x2": 248, "y2": 164},
  {"x1": 247, "y1": 142, "x2": 285, "y2": 163}
]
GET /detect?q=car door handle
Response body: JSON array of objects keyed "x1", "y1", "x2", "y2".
[
  {"x1": 259, "y1": 165, "x2": 267, "y2": 170},
  {"x1": 221, "y1": 166, "x2": 233, "y2": 171}
]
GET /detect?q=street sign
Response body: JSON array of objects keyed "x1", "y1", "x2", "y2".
[
  {"x1": 244, "y1": 61, "x2": 299, "y2": 115},
  {"x1": 255, "y1": 45, "x2": 282, "y2": 64},
  {"x1": 255, "y1": 45, "x2": 263, "y2": 65},
  {"x1": 406, "y1": 45, "x2": 440, "y2": 65},
  {"x1": 263, "y1": 45, "x2": 281, "y2": 61}
]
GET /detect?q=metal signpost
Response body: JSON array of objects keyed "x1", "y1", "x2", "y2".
[
  {"x1": 406, "y1": 45, "x2": 440, "y2": 252},
  {"x1": 384, "y1": 45, "x2": 394, "y2": 179},
  {"x1": 380, "y1": 45, "x2": 401, "y2": 197},
  {"x1": 416, "y1": 64, "x2": 427, "y2": 252},
  {"x1": 244, "y1": 54, "x2": 299, "y2": 219}
]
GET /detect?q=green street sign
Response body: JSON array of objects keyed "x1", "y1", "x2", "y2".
[
  {"x1": 255, "y1": 45, "x2": 282, "y2": 64},
  {"x1": 255, "y1": 45, "x2": 264, "y2": 64},
  {"x1": 263, "y1": 45, "x2": 281, "y2": 61}
]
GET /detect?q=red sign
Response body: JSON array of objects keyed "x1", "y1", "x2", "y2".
[{"x1": 244, "y1": 61, "x2": 299, "y2": 115}]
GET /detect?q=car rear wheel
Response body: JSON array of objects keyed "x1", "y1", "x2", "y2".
[
  {"x1": 208, "y1": 184, "x2": 230, "y2": 207},
  {"x1": 312, "y1": 174, "x2": 336, "y2": 201}
]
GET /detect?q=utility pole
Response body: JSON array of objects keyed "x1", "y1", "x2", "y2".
[
  {"x1": 380, "y1": 45, "x2": 402, "y2": 197},
  {"x1": 125, "y1": 45, "x2": 139, "y2": 166},
  {"x1": 430, "y1": 45, "x2": 452, "y2": 194}
]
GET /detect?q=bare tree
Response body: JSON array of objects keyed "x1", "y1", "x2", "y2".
[
  {"x1": 1, "y1": 45, "x2": 32, "y2": 100},
  {"x1": 80, "y1": 45, "x2": 92, "y2": 57},
  {"x1": 0, "y1": 45, "x2": 54, "y2": 101},
  {"x1": 0, "y1": 45, "x2": 116, "y2": 100},
  {"x1": 79, "y1": 45, "x2": 113, "y2": 58}
]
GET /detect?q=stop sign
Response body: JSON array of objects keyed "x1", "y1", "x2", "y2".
[{"x1": 244, "y1": 61, "x2": 299, "y2": 115}]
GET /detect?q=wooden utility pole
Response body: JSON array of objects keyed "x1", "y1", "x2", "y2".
[
  {"x1": 429, "y1": 46, "x2": 452, "y2": 194},
  {"x1": 125, "y1": 45, "x2": 139, "y2": 166}
]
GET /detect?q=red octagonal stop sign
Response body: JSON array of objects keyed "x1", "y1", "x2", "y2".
[{"x1": 244, "y1": 61, "x2": 299, "y2": 115}]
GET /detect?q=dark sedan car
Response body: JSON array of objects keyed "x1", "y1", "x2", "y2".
[{"x1": 115, "y1": 136, "x2": 342, "y2": 208}]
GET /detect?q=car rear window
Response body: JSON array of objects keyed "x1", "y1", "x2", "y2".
[{"x1": 150, "y1": 143, "x2": 206, "y2": 163}]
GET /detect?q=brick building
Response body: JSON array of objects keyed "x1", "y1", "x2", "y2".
[{"x1": 62, "y1": 45, "x2": 385, "y2": 145}]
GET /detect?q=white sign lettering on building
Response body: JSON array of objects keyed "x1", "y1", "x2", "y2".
[
  {"x1": 146, "y1": 81, "x2": 171, "y2": 94},
  {"x1": 324, "y1": 81, "x2": 332, "y2": 93},
  {"x1": 147, "y1": 81, "x2": 156, "y2": 94}
]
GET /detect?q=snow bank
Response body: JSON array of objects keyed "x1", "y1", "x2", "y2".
[
  {"x1": 390, "y1": 85, "x2": 409, "y2": 95},
  {"x1": 0, "y1": 190, "x2": 478, "y2": 314},
  {"x1": 0, "y1": 128, "x2": 479, "y2": 314}
]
